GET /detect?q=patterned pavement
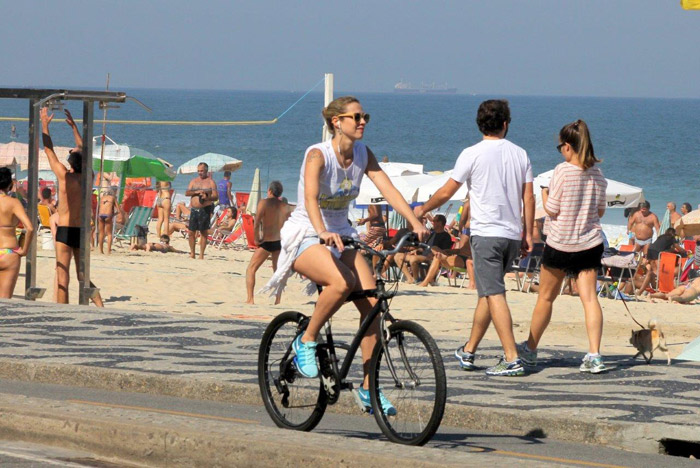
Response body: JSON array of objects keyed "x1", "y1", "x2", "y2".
[{"x1": 0, "y1": 299, "x2": 699, "y2": 429}]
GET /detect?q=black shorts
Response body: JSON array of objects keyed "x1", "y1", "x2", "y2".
[
  {"x1": 542, "y1": 243, "x2": 604, "y2": 277},
  {"x1": 56, "y1": 226, "x2": 81, "y2": 249},
  {"x1": 259, "y1": 240, "x2": 281, "y2": 253},
  {"x1": 188, "y1": 206, "x2": 214, "y2": 233}
]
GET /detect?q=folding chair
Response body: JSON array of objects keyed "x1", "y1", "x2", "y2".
[
  {"x1": 37, "y1": 204, "x2": 52, "y2": 231},
  {"x1": 240, "y1": 214, "x2": 258, "y2": 250},
  {"x1": 657, "y1": 252, "x2": 681, "y2": 294},
  {"x1": 512, "y1": 243, "x2": 545, "y2": 292},
  {"x1": 114, "y1": 206, "x2": 154, "y2": 247}
]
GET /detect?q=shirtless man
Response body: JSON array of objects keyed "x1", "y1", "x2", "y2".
[
  {"x1": 185, "y1": 162, "x2": 218, "y2": 259},
  {"x1": 41, "y1": 108, "x2": 103, "y2": 306},
  {"x1": 39, "y1": 187, "x2": 56, "y2": 213},
  {"x1": 668, "y1": 202, "x2": 682, "y2": 227},
  {"x1": 245, "y1": 181, "x2": 288, "y2": 304},
  {"x1": 97, "y1": 187, "x2": 122, "y2": 255},
  {"x1": 628, "y1": 201, "x2": 660, "y2": 256}
]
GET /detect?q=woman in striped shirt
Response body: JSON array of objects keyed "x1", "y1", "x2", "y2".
[{"x1": 517, "y1": 120, "x2": 609, "y2": 374}]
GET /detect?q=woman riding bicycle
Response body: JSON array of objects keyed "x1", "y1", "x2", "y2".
[{"x1": 262, "y1": 96, "x2": 428, "y2": 413}]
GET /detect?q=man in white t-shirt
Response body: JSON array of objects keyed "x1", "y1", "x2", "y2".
[{"x1": 414, "y1": 99, "x2": 534, "y2": 377}]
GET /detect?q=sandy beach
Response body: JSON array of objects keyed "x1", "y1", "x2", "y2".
[{"x1": 17, "y1": 220, "x2": 700, "y2": 360}]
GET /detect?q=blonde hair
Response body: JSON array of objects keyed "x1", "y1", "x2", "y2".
[
  {"x1": 322, "y1": 96, "x2": 360, "y2": 136},
  {"x1": 559, "y1": 119, "x2": 600, "y2": 170}
]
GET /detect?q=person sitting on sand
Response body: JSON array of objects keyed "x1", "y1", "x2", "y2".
[
  {"x1": 650, "y1": 276, "x2": 700, "y2": 303},
  {"x1": 393, "y1": 214, "x2": 452, "y2": 283},
  {"x1": 628, "y1": 201, "x2": 660, "y2": 256},
  {"x1": 130, "y1": 234, "x2": 179, "y2": 253},
  {"x1": 97, "y1": 187, "x2": 122, "y2": 255},
  {"x1": 173, "y1": 202, "x2": 191, "y2": 220}
]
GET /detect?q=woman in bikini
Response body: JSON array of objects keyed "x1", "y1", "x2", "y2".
[
  {"x1": 0, "y1": 167, "x2": 34, "y2": 298},
  {"x1": 155, "y1": 180, "x2": 172, "y2": 237},
  {"x1": 97, "y1": 187, "x2": 121, "y2": 255},
  {"x1": 261, "y1": 96, "x2": 428, "y2": 415}
]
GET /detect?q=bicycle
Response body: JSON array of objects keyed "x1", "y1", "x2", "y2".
[{"x1": 258, "y1": 233, "x2": 446, "y2": 446}]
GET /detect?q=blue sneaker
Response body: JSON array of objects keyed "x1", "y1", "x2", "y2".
[
  {"x1": 454, "y1": 344, "x2": 476, "y2": 371},
  {"x1": 358, "y1": 387, "x2": 397, "y2": 416},
  {"x1": 292, "y1": 335, "x2": 318, "y2": 378}
]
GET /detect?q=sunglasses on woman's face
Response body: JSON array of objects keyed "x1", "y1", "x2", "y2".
[
  {"x1": 556, "y1": 143, "x2": 566, "y2": 152},
  {"x1": 337, "y1": 112, "x2": 370, "y2": 124}
]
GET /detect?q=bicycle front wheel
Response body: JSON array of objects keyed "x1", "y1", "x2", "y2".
[
  {"x1": 369, "y1": 320, "x2": 446, "y2": 445},
  {"x1": 258, "y1": 311, "x2": 327, "y2": 431}
]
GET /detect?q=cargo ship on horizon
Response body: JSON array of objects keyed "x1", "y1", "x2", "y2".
[{"x1": 394, "y1": 80, "x2": 457, "y2": 94}]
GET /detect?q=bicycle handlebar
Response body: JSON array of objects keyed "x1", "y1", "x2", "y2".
[{"x1": 320, "y1": 232, "x2": 431, "y2": 259}]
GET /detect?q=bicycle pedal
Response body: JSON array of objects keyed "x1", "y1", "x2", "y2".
[{"x1": 352, "y1": 389, "x2": 371, "y2": 414}]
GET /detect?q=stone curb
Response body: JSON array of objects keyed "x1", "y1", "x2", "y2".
[
  {"x1": 0, "y1": 359, "x2": 696, "y2": 455},
  {"x1": 0, "y1": 395, "x2": 542, "y2": 467}
]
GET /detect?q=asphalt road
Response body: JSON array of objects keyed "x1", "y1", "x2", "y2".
[{"x1": 1, "y1": 377, "x2": 697, "y2": 467}]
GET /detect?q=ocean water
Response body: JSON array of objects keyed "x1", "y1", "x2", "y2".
[{"x1": 1, "y1": 89, "x2": 699, "y2": 229}]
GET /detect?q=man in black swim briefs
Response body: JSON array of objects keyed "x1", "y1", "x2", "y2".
[
  {"x1": 245, "y1": 181, "x2": 289, "y2": 305},
  {"x1": 185, "y1": 162, "x2": 218, "y2": 259},
  {"x1": 41, "y1": 108, "x2": 103, "y2": 307}
]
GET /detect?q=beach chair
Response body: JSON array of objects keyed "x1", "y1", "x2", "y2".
[
  {"x1": 683, "y1": 239, "x2": 696, "y2": 256},
  {"x1": 37, "y1": 204, "x2": 52, "y2": 231},
  {"x1": 657, "y1": 252, "x2": 681, "y2": 293},
  {"x1": 114, "y1": 206, "x2": 154, "y2": 247},
  {"x1": 619, "y1": 244, "x2": 635, "y2": 253},
  {"x1": 512, "y1": 243, "x2": 545, "y2": 292},
  {"x1": 240, "y1": 214, "x2": 257, "y2": 250}
]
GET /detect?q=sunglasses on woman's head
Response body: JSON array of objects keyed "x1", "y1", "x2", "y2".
[{"x1": 337, "y1": 112, "x2": 370, "y2": 124}]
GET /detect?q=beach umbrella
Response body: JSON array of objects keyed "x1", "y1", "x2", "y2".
[
  {"x1": 356, "y1": 161, "x2": 426, "y2": 205},
  {"x1": 414, "y1": 170, "x2": 468, "y2": 203},
  {"x1": 533, "y1": 170, "x2": 644, "y2": 210},
  {"x1": 92, "y1": 149, "x2": 175, "y2": 182},
  {"x1": 0, "y1": 141, "x2": 72, "y2": 171},
  {"x1": 676, "y1": 334, "x2": 700, "y2": 362},
  {"x1": 178, "y1": 153, "x2": 243, "y2": 174},
  {"x1": 674, "y1": 209, "x2": 700, "y2": 237},
  {"x1": 246, "y1": 167, "x2": 262, "y2": 214}
]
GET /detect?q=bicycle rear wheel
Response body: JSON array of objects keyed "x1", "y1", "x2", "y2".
[
  {"x1": 258, "y1": 311, "x2": 327, "y2": 431},
  {"x1": 369, "y1": 320, "x2": 446, "y2": 445}
]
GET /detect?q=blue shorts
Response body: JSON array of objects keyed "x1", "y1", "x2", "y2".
[{"x1": 295, "y1": 236, "x2": 342, "y2": 261}]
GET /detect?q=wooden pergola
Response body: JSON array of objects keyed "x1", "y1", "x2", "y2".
[{"x1": 0, "y1": 88, "x2": 127, "y2": 305}]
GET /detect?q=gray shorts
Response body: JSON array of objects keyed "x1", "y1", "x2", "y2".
[{"x1": 470, "y1": 235, "x2": 521, "y2": 297}]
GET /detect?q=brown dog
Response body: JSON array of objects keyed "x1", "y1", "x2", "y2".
[{"x1": 629, "y1": 319, "x2": 671, "y2": 365}]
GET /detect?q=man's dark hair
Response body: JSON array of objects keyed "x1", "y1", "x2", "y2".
[
  {"x1": 476, "y1": 99, "x2": 511, "y2": 136},
  {"x1": 68, "y1": 151, "x2": 82, "y2": 173},
  {"x1": 665, "y1": 227, "x2": 676, "y2": 236},
  {"x1": 434, "y1": 214, "x2": 447, "y2": 225},
  {"x1": 682, "y1": 202, "x2": 692, "y2": 213},
  {"x1": 224, "y1": 170, "x2": 231, "y2": 178},
  {"x1": 269, "y1": 180, "x2": 283, "y2": 198},
  {"x1": 198, "y1": 162, "x2": 209, "y2": 171},
  {"x1": 639, "y1": 201, "x2": 651, "y2": 209},
  {"x1": 41, "y1": 187, "x2": 52, "y2": 199},
  {"x1": 0, "y1": 168, "x2": 12, "y2": 192}
]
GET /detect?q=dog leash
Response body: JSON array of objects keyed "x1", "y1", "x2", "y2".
[{"x1": 618, "y1": 289, "x2": 646, "y2": 330}]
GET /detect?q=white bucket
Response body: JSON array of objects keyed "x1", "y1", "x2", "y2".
[{"x1": 41, "y1": 231, "x2": 54, "y2": 251}]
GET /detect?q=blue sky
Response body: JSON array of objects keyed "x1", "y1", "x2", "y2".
[{"x1": 1, "y1": 1, "x2": 698, "y2": 97}]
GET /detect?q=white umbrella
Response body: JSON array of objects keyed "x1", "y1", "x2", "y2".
[
  {"x1": 414, "y1": 170, "x2": 468, "y2": 203},
  {"x1": 356, "y1": 161, "x2": 428, "y2": 205},
  {"x1": 246, "y1": 168, "x2": 262, "y2": 215},
  {"x1": 178, "y1": 153, "x2": 243, "y2": 174},
  {"x1": 533, "y1": 170, "x2": 644, "y2": 210},
  {"x1": 0, "y1": 141, "x2": 71, "y2": 171}
]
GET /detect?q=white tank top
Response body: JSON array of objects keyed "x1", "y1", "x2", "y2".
[{"x1": 289, "y1": 140, "x2": 368, "y2": 232}]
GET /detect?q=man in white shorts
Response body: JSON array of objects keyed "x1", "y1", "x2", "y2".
[{"x1": 415, "y1": 99, "x2": 534, "y2": 376}]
